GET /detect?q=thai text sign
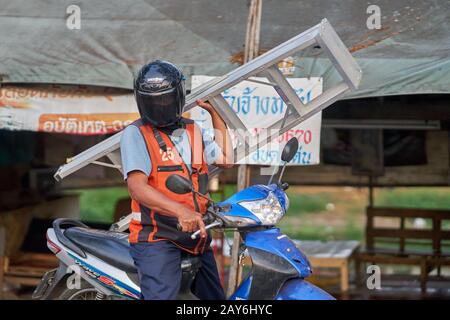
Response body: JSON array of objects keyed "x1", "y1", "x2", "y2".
[{"x1": 0, "y1": 85, "x2": 139, "y2": 134}]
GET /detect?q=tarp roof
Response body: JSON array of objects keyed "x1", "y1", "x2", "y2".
[{"x1": 0, "y1": 0, "x2": 449, "y2": 99}]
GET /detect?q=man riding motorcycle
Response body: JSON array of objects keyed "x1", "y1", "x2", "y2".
[{"x1": 120, "y1": 60, "x2": 233, "y2": 299}]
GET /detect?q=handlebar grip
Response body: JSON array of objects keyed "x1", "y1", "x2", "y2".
[
  {"x1": 191, "y1": 231, "x2": 201, "y2": 240},
  {"x1": 191, "y1": 221, "x2": 222, "y2": 239}
]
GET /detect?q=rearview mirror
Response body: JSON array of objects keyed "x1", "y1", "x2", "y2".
[
  {"x1": 281, "y1": 137, "x2": 299, "y2": 162},
  {"x1": 165, "y1": 174, "x2": 192, "y2": 194}
]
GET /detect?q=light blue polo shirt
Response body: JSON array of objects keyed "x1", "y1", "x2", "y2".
[{"x1": 120, "y1": 123, "x2": 221, "y2": 180}]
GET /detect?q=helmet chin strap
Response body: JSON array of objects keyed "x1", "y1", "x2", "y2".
[
  {"x1": 150, "y1": 118, "x2": 185, "y2": 153},
  {"x1": 157, "y1": 119, "x2": 184, "y2": 136}
]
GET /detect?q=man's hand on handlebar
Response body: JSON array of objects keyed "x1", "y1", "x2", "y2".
[{"x1": 176, "y1": 208, "x2": 207, "y2": 238}]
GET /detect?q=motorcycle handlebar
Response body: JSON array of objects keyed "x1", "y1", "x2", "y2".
[
  {"x1": 177, "y1": 205, "x2": 226, "y2": 238},
  {"x1": 190, "y1": 220, "x2": 223, "y2": 239},
  {"x1": 176, "y1": 209, "x2": 217, "y2": 231}
]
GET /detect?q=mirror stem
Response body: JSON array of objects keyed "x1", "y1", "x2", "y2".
[
  {"x1": 277, "y1": 162, "x2": 288, "y2": 184},
  {"x1": 268, "y1": 161, "x2": 286, "y2": 185},
  {"x1": 267, "y1": 165, "x2": 277, "y2": 185}
]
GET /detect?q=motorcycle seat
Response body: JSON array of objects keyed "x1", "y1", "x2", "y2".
[
  {"x1": 65, "y1": 227, "x2": 137, "y2": 273},
  {"x1": 64, "y1": 227, "x2": 201, "y2": 274}
]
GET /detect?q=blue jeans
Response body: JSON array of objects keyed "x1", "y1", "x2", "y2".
[{"x1": 130, "y1": 241, "x2": 225, "y2": 300}]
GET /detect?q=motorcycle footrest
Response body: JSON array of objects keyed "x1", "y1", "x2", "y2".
[{"x1": 32, "y1": 268, "x2": 57, "y2": 299}]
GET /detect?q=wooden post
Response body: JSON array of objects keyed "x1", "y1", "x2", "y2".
[
  {"x1": 211, "y1": 173, "x2": 227, "y2": 287},
  {"x1": 0, "y1": 226, "x2": 5, "y2": 300},
  {"x1": 226, "y1": 0, "x2": 262, "y2": 297},
  {"x1": 368, "y1": 177, "x2": 374, "y2": 208}
]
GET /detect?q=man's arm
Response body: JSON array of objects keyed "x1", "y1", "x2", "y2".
[
  {"x1": 127, "y1": 171, "x2": 207, "y2": 237},
  {"x1": 196, "y1": 99, "x2": 234, "y2": 169}
]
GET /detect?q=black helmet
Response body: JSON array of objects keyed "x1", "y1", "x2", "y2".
[{"x1": 134, "y1": 60, "x2": 186, "y2": 127}]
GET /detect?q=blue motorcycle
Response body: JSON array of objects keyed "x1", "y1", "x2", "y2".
[
  {"x1": 33, "y1": 137, "x2": 333, "y2": 300},
  {"x1": 167, "y1": 137, "x2": 334, "y2": 300}
]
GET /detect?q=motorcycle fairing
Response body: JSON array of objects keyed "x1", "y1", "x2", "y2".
[
  {"x1": 246, "y1": 246, "x2": 299, "y2": 299},
  {"x1": 230, "y1": 276, "x2": 335, "y2": 300},
  {"x1": 70, "y1": 253, "x2": 140, "y2": 299},
  {"x1": 230, "y1": 228, "x2": 313, "y2": 300},
  {"x1": 276, "y1": 278, "x2": 335, "y2": 300},
  {"x1": 221, "y1": 184, "x2": 270, "y2": 204},
  {"x1": 244, "y1": 228, "x2": 312, "y2": 278}
]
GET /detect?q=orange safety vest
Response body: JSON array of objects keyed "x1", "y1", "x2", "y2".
[{"x1": 128, "y1": 118, "x2": 211, "y2": 255}]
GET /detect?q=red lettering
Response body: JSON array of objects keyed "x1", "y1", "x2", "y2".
[{"x1": 304, "y1": 130, "x2": 312, "y2": 144}]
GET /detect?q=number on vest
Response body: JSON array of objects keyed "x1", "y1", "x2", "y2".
[{"x1": 160, "y1": 147, "x2": 175, "y2": 161}]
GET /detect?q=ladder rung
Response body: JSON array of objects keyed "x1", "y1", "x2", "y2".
[
  {"x1": 208, "y1": 94, "x2": 251, "y2": 154},
  {"x1": 261, "y1": 66, "x2": 306, "y2": 117},
  {"x1": 92, "y1": 160, "x2": 122, "y2": 169},
  {"x1": 106, "y1": 149, "x2": 123, "y2": 174}
]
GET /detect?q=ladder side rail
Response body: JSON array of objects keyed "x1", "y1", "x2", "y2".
[
  {"x1": 315, "y1": 20, "x2": 362, "y2": 90},
  {"x1": 234, "y1": 82, "x2": 350, "y2": 162},
  {"x1": 260, "y1": 66, "x2": 307, "y2": 116},
  {"x1": 54, "y1": 133, "x2": 122, "y2": 181}
]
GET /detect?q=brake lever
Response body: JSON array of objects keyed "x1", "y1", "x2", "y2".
[{"x1": 191, "y1": 221, "x2": 223, "y2": 240}]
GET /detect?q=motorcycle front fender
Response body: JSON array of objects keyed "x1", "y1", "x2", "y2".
[{"x1": 276, "y1": 278, "x2": 335, "y2": 300}]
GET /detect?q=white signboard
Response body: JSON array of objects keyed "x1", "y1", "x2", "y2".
[{"x1": 189, "y1": 75, "x2": 323, "y2": 166}]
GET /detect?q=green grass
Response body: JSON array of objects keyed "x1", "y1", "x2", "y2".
[
  {"x1": 73, "y1": 184, "x2": 238, "y2": 224},
  {"x1": 72, "y1": 184, "x2": 330, "y2": 225},
  {"x1": 71, "y1": 187, "x2": 130, "y2": 223},
  {"x1": 375, "y1": 187, "x2": 450, "y2": 209},
  {"x1": 211, "y1": 185, "x2": 331, "y2": 214},
  {"x1": 210, "y1": 184, "x2": 237, "y2": 202},
  {"x1": 278, "y1": 219, "x2": 364, "y2": 241},
  {"x1": 285, "y1": 191, "x2": 332, "y2": 215},
  {"x1": 281, "y1": 187, "x2": 450, "y2": 241},
  {"x1": 278, "y1": 189, "x2": 349, "y2": 240},
  {"x1": 72, "y1": 185, "x2": 450, "y2": 242}
]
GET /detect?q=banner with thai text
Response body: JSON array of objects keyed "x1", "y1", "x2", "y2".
[{"x1": 0, "y1": 85, "x2": 139, "y2": 134}]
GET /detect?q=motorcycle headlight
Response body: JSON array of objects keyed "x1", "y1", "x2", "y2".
[{"x1": 239, "y1": 192, "x2": 285, "y2": 225}]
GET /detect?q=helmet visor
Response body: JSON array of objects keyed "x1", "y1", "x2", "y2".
[{"x1": 135, "y1": 83, "x2": 184, "y2": 127}]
